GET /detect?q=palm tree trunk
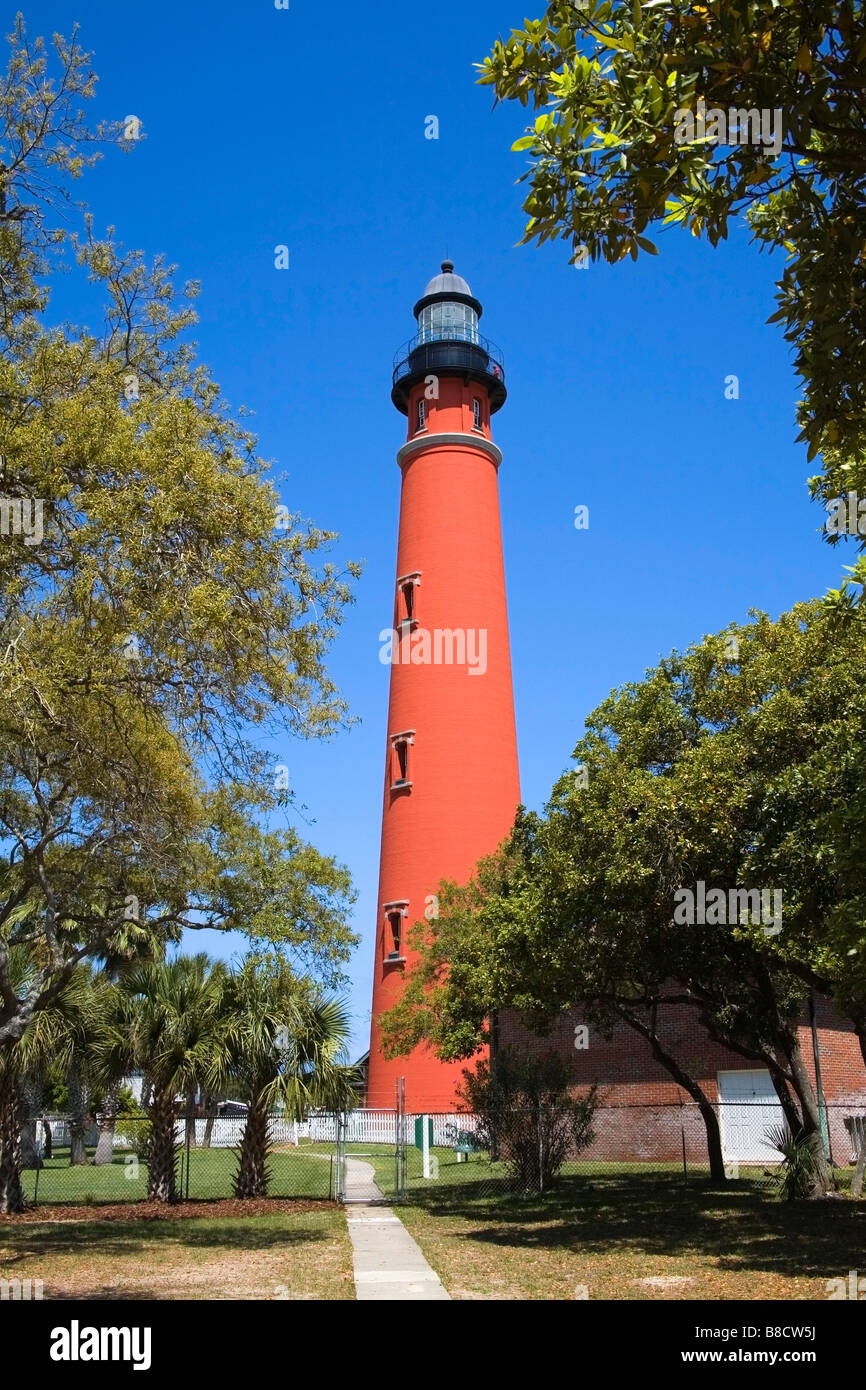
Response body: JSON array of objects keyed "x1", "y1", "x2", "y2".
[
  {"x1": 0, "y1": 1060, "x2": 26, "y2": 1214},
  {"x1": 184, "y1": 1090, "x2": 197, "y2": 1150},
  {"x1": 147, "y1": 1090, "x2": 178, "y2": 1202},
  {"x1": 202, "y1": 1094, "x2": 217, "y2": 1149},
  {"x1": 94, "y1": 1079, "x2": 120, "y2": 1164},
  {"x1": 19, "y1": 1115, "x2": 40, "y2": 1168},
  {"x1": 18, "y1": 1077, "x2": 42, "y2": 1168},
  {"x1": 233, "y1": 1098, "x2": 271, "y2": 1199},
  {"x1": 67, "y1": 1069, "x2": 91, "y2": 1165}
]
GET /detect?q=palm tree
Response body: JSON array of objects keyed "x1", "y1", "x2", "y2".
[
  {"x1": 0, "y1": 1048, "x2": 25, "y2": 1214},
  {"x1": 0, "y1": 911, "x2": 51, "y2": 1211},
  {"x1": 218, "y1": 958, "x2": 357, "y2": 1200},
  {"x1": 0, "y1": 946, "x2": 94, "y2": 1212},
  {"x1": 91, "y1": 913, "x2": 176, "y2": 1165},
  {"x1": 96, "y1": 955, "x2": 225, "y2": 1203}
]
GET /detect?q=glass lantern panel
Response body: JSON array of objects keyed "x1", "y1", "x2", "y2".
[{"x1": 419, "y1": 302, "x2": 479, "y2": 343}]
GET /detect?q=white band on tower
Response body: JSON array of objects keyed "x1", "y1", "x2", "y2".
[{"x1": 396, "y1": 432, "x2": 503, "y2": 468}]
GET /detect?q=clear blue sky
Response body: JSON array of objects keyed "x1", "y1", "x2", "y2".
[{"x1": 35, "y1": 0, "x2": 847, "y2": 1055}]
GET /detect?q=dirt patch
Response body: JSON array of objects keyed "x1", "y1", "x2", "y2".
[
  {"x1": 0, "y1": 1198, "x2": 333, "y2": 1224},
  {"x1": 631, "y1": 1275, "x2": 696, "y2": 1294}
]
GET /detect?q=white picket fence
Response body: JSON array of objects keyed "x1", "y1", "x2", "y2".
[
  {"x1": 305, "y1": 1111, "x2": 478, "y2": 1146},
  {"x1": 42, "y1": 1110, "x2": 479, "y2": 1151},
  {"x1": 169, "y1": 1118, "x2": 301, "y2": 1149}
]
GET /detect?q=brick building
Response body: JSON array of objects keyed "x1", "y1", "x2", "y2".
[{"x1": 497, "y1": 994, "x2": 866, "y2": 1167}]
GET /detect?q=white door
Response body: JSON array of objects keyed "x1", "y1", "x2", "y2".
[{"x1": 718, "y1": 1069, "x2": 784, "y2": 1162}]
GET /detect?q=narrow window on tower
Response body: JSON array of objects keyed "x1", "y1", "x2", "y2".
[
  {"x1": 416, "y1": 399, "x2": 426, "y2": 432},
  {"x1": 473, "y1": 398, "x2": 483, "y2": 429},
  {"x1": 396, "y1": 571, "x2": 421, "y2": 630},
  {"x1": 389, "y1": 730, "x2": 415, "y2": 791},
  {"x1": 383, "y1": 901, "x2": 408, "y2": 963}
]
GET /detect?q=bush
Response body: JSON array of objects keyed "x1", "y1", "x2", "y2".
[
  {"x1": 459, "y1": 1050, "x2": 597, "y2": 1195},
  {"x1": 121, "y1": 1115, "x2": 151, "y2": 1165},
  {"x1": 111, "y1": 1091, "x2": 150, "y2": 1162},
  {"x1": 117, "y1": 1087, "x2": 144, "y2": 1119},
  {"x1": 767, "y1": 1124, "x2": 825, "y2": 1200}
]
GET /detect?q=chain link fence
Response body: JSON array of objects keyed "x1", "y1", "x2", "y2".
[
  {"x1": 369, "y1": 1102, "x2": 866, "y2": 1203},
  {"x1": 14, "y1": 1102, "x2": 865, "y2": 1207},
  {"x1": 17, "y1": 1114, "x2": 346, "y2": 1205}
]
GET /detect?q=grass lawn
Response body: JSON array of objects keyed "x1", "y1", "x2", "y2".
[
  {"x1": 358, "y1": 1147, "x2": 865, "y2": 1301},
  {"x1": 11, "y1": 1142, "x2": 862, "y2": 1302},
  {"x1": 0, "y1": 1205, "x2": 354, "y2": 1300},
  {"x1": 20, "y1": 1143, "x2": 337, "y2": 1205}
]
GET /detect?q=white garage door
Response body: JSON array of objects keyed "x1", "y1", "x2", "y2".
[{"x1": 718, "y1": 1069, "x2": 784, "y2": 1163}]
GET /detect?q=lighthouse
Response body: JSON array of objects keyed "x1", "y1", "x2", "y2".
[{"x1": 366, "y1": 262, "x2": 521, "y2": 1112}]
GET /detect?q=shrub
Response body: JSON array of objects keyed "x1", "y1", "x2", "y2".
[
  {"x1": 459, "y1": 1050, "x2": 597, "y2": 1195},
  {"x1": 123, "y1": 1116, "x2": 151, "y2": 1165},
  {"x1": 117, "y1": 1087, "x2": 144, "y2": 1119},
  {"x1": 767, "y1": 1124, "x2": 825, "y2": 1200}
]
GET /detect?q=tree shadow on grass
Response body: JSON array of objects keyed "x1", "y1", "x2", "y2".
[
  {"x1": 0, "y1": 1216, "x2": 336, "y2": 1264},
  {"x1": 404, "y1": 1172, "x2": 866, "y2": 1280},
  {"x1": 46, "y1": 1286, "x2": 302, "y2": 1301},
  {"x1": 49, "y1": 1287, "x2": 177, "y2": 1300}
]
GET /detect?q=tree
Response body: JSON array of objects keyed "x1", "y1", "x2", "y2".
[
  {"x1": 61, "y1": 971, "x2": 102, "y2": 1166},
  {"x1": 0, "y1": 20, "x2": 359, "y2": 1203},
  {"x1": 96, "y1": 956, "x2": 226, "y2": 1203},
  {"x1": 0, "y1": 1043, "x2": 25, "y2": 1214},
  {"x1": 92, "y1": 914, "x2": 178, "y2": 1165},
  {"x1": 219, "y1": 958, "x2": 356, "y2": 1200},
  {"x1": 479, "y1": 1, "x2": 866, "y2": 483},
  {"x1": 382, "y1": 809, "x2": 792, "y2": 1183},
  {"x1": 385, "y1": 599, "x2": 866, "y2": 1194},
  {"x1": 0, "y1": 944, "x2": 93, "y2": 1210}
]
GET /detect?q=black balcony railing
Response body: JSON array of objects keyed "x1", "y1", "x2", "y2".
[{"x1": 391, "y1": 329, "x2": 507, "y2": 413}]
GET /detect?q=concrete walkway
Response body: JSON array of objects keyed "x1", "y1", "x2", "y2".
[{"x1": 344, "y1": 1159, "x2": 450, "y2": 1301}]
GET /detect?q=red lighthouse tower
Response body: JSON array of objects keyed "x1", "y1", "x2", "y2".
[{"x1": 366, "y1": 262, "x2": 520, "y2": 1112}]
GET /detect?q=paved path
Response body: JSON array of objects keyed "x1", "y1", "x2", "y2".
[{"x1": 344, "y1": 1159, "x2": 450, "y2": 1301}]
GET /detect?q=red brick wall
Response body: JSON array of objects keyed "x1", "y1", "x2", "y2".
[{"x1": 497, "y1": 995, "x2": 866, "y2": 1163}]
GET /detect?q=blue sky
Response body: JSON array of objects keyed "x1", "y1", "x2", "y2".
[{"x1": 35, "y1": 0, "x2": 848, "y2": 1055}]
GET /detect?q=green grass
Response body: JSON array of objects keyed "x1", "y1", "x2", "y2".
[
  {"x1": 351, "y1": 1139, "x2": 858, "y2": 1200},
  {"x1": 22, "y1": 1144, "x2": 338, "y2": 1205},
  {"x1": 355, "y1": 1143, "x2": 800, "y2": 1198},
  {"x1": 0, "y1": 1209, "x2": 354, "y2": 1300},
  {"x1": 361, "y1": 1150, "x2": 864, "y2": 1300},
  {"x1": 334, "y1": 1143, "x2": 863, "y2": 1301},
  {"x1": 11, "y1": 1143, "x2": 863, "y2": 1303}
]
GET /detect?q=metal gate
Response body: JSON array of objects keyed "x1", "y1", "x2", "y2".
[
  {"x1": 331, "y1": 1111, "x2": 348, "y2": 1202},
  {"x1": 329, "y1": 1080, "x2": 408, "y2": 1204},
  {"x1": 393, "y1": 1077, "x2": 407, "y2": 1202}
]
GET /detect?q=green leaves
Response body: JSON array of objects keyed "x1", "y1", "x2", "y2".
[
  {"x1": 0, "y1": 20, "x2": 360, "y2": 1057},
  {"x1": 481, "y1": 0, "x2": 866, "y2": 485},
  {"x1": 596, "y1": 29, "x2": 635, "y2": 52},
  {"x1": 387, "y1": 599, "x2": 866, "y2": 1084}
]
